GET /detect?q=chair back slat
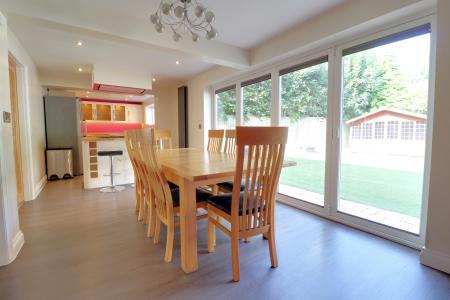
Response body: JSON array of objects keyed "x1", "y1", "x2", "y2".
[
  {"x1": 231, "y1": 127, "x2": 288, "y2": 234},
  {"x1": 224, "y1": 129, "x2": 236, "y2": 154},
  {"x1": 155, "y1": 130, "x2": 173, "y2": 150},
  {"x1": 207, "y1": 129, "x2": 225, "y2": 152}
]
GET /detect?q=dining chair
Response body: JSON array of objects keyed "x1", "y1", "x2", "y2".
[
  {"x1": 136, "y1": 128, "x2": 212, "y2": 262},
  {"x1": 207, "y1": 129, "x2": 225, "y2": 152},
  {"x1": 216, "y1": 129, "x2": 243, "y2": 193},
  {"x1": 206, "y1": 126, "x2": 288, "y2": 282},
  {"x1": 124, "y1": 130, "x2": 145, "y2": 222},
  {"x1": 128, "y1": 130, "x2": 153, "y2": 233},
  {"x1": 155, "y1": 130, "x2": 173, "y2": 150},
  {"x1": 223, "y1": 129, "x2": 236, "y2": 155}
]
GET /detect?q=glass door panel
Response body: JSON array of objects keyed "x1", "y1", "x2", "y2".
[
  {"x1": 216, "y1": 88, "x2": 236, "y2": 129},
  {"x1": 339, "y1": 30, "x2": 431, "y2": 234},
  {"x1": 242, "y1": 77, "x2": 272, "y2": 126},
  {"x1": 279, "y1": 60, "x2": 328, "y2": 206}
]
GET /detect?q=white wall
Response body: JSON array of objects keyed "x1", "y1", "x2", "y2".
[
  {"x1": 0, "y1": 12, "x2": 24, "y2": 266},
  {"x1": 8, "y1": 29, "x2": 46, "y2": 200},
  {"x1": 420, "y1": 0, "x2": 450, "y2": 274},
  {"x1": 147, "y1": 86, "x2": 180, "y2": 148},
  {"x1": 184, "y1": 67, "x2": 237, "y2": 149}
]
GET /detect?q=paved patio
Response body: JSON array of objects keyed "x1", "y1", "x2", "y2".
[{"x1": 279, "y1": 185, "x2": 420, "y2": 234}]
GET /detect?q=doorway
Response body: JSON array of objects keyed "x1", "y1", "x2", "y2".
[{"x1": 8, "y1": 53, "x2": 25, "y2": 208}]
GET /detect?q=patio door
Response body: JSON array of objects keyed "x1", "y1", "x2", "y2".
[
  {"x1": 335, "y1": 24, "x2": 432, "y2": 235},
  {"x1": 278, "y1": 57, "x2": 329, "y2": 207}
]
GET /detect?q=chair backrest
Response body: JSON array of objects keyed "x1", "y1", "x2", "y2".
[
  {"x1": 223, "y1": 129, "x2": 236, "y2": 154},
  {"x1": 207, "y1": 129, "x2": 225, "y2": 152},
  {"x1": 124, "y1": 130, "x2": 139, "y2": 176},
  {"x1": 135, "y1": 128, "x2": 174, "y2": 224},
  {"x1": 155, "y1": 130, "x2": 173, "y2": 150},
  {"x1": 231, "y1": 126, "x2": 288, "y2": 234}
]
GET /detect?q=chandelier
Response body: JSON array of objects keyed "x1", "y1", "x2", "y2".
[{"x1": 150, "y1": 0, "x2": 217, "y2": 42}]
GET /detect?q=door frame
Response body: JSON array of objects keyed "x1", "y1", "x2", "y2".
[
  {"x1": 7, "y1": 52, "x2": 33, "y2": 203},
  {"x1": 329, "y1": 16, "x2": 436, "y2": 248}
]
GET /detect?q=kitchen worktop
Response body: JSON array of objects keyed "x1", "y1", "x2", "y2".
[{"x1": 81, "y1": 136, "x2": 125, "y2": 142}]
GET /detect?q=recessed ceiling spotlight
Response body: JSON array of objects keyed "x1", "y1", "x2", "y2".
[
  {"x1": 175, "y1": 60, "x2": 180, "y2": 65},
  {"x1": 78, "y1": 67, "x2": 83, "y2": 72},
  {"x1": 77, "y1": 41, "x2": 83, "y2": 46},
  {"x1": 152, "y1": 78, "x2": 156, "y2": 82}
]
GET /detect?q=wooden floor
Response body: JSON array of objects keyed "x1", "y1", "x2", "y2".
[{"x1": 1, "y1": 177, "x2": 449, "y2": 300}]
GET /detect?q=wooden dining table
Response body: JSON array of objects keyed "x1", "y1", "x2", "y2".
[{"x1": 157, "y1": 148, "x2": 295, "y2": 274}]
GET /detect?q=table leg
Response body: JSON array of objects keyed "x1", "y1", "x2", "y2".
[{"x1": 179, "y1": 178, "x2": 198, "y2": 273}]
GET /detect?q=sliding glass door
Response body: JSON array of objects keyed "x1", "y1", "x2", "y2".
[
  {"x1": 278, "y1": 58, "x2": 329, "y2": 206},
  {"x1": 242, "y1": 75, "x2": 272, "y2": 126},
  {"x1": 338, "y1": 25, "x2": 431, "y2": 234},
  {"x1": 212, "y1": 20, "x2": 434, "y2": 244},
  {"x1": 215, "y1": 86, "x2": 236, "y2": 129}
]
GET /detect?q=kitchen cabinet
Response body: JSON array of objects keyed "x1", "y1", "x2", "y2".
[
  {"x1": 80, "y1": 101, "x2": 143, "y2": 123},
  {"x1": 96, "y1": 104, "x2": 112, "y2": 121},
  {"x1": 114, "y1": 105, "x2": 126, "y2": 121},
  {"x1": 81, "y1": 103, "x2": 94, "y2": 121}
]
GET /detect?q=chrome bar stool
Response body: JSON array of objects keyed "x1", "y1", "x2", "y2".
[{"x1": 98, "y1": 150, "x2": 125, "y2": 193}]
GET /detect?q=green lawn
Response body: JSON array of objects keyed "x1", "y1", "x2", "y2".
[{"x1": 280, "y1": 157, "x2": 423, "y2": 218}]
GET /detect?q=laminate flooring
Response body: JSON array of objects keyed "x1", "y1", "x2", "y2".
[{"x1": 0, "y1": 177, "x2": 449, "y2": 300}]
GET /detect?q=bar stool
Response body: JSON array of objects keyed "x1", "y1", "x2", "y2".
[{"x1": 98, "y1": 150, "x2": 125, "y2": 193}]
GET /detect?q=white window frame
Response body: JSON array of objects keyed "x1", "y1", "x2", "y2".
[
  {"x1": 210, "y1": 14, "x2": 436, "y2": 249},
  {"x1": 374, "y1": 121, "x2": 385, "y2": 139}
]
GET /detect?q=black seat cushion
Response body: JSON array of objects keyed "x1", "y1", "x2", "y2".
[
  {"x1": 207, "y1": 192, "x2": 263, "y2": 216},
  {"x1": 171, "y1": 188, "x2": 212, "y2": 207},
  {"x1": 217, "y1": 180, "x2": 246, "y2": 192},
  {"x1": 98, "y1": 150, "x2": 123, "y2": 156},
  {"x1": 168, "y1": 182, "x2": 179, "y2": 190}
]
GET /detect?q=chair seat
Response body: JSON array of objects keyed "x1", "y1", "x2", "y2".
[
  {"x1": 216, "y1": 181, "x2": 245, "y2": 192},
  {"x1": 98, "y1": 150, "x2": 123, "y2": 156},
  {"x1": 207, "y1": 192, "x2": 263, "y2": 216},
  {"x1": 171, "y1": 188, "x2": 212, "y2": 207}
]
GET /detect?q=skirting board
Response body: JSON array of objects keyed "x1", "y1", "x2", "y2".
[
  {"x1": 420, "y1": 248, "x2": 450, "y2": 274},
  {"x1": 32, "y1": 175, "x2": 47, "y2": 200},
  {"x1": 9, "y1": 230, "x2": 24, "y2": 264}
]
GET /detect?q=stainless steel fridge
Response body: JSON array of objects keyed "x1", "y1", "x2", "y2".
[{"x1": 44, "y1": 96, "x2": 82, "y2": 176}]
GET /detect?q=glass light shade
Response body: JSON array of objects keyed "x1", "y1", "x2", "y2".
[
  {"x1": 206, "y1": 28, "x2": 217, "y2": 40},
  {"x1": 155, "y1": 22, "x2": 164, "y2": 33},
  {"x1": 191, "y1": 32, "x2": 199, "y2": 42},
  {"x1": 173, "y1": 32, "x2": 182, "y2": 41},
  {"x1": 174, "y1": 6, "x2": 185, "y2": 18},
  {"x1": 150, "y1": 13, "x2": 159, "y2": 24},
  {"x1": 161, "y1": 3, "x2": 171, "y2": 15},
  {"x1": 194, "y1": 5, "x2": 205, "y2": 18},
  {"x1": 205, "y1": 11, "x2": 215, "y2": 23}
]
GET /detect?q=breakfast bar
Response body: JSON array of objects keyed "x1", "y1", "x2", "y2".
[{"x1": 81, "y1": 136, "x2": 135, "y2": 189}]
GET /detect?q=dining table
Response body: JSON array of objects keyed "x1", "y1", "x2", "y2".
[{"x1": 157, "y1": 147, "x2": 295, "y2": 274}]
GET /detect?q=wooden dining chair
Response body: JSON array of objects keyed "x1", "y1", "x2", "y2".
[
  {"x1": 223, "y1": 129, "x2": 236, "y2": 155},
  {"x1": 207, "y1": 129, "x2": 225, "y2": 152},
  {"x1": 206, "y1": 126, "x2": 288, "y2": 282},
  {"x1": 136, "y1": 128, "x2": 212, "y2": 262},
  {"x1": 124, "y1": 130, "x2": 146, "y2": 222},
  {"x1": 216, "y1": 129, "x2": 242, "y2": 193},
  {"x1": 155, "y1": 130, "x2": 173, "y2": 150},
  {"x1": 127, "y1": 130, "x2": 153, "y2": 233}
]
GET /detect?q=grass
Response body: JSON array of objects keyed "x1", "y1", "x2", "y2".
[{"x1": 280, "y1": 157, "x2": 423, "y2": 218}]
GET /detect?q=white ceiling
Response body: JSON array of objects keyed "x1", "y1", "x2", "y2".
[{"x1": 0, "y1": 0, "x2": 346, "y2": 89}]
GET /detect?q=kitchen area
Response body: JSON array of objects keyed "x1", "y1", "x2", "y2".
[{"x1": 44, "y1": 89, "x2": 150, "y2": 191}]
